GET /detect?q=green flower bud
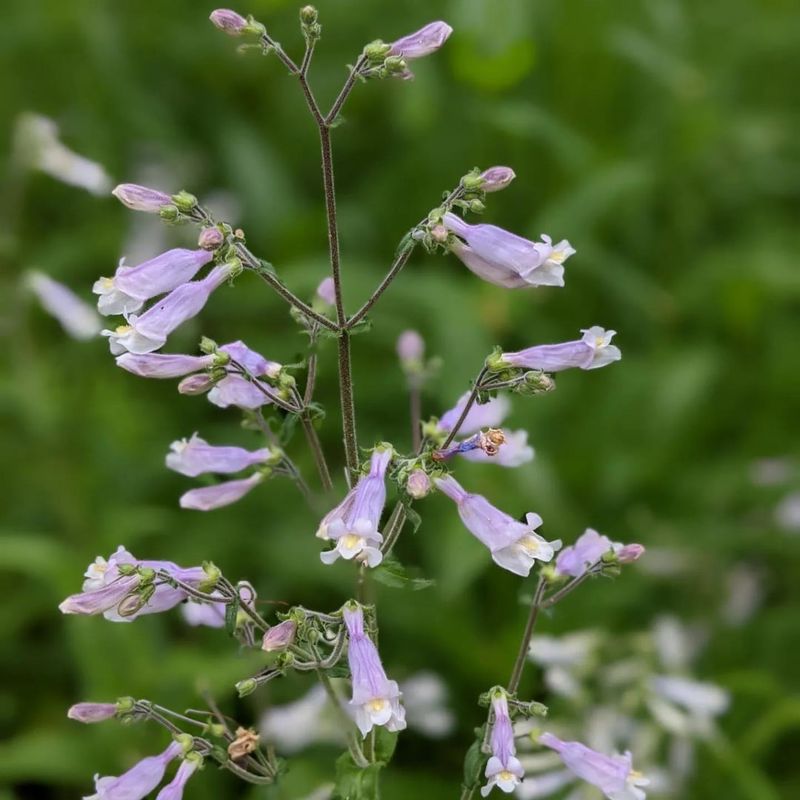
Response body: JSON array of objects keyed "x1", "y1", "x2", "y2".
[
  {"x1": 200, "y1": 561, "x2": 222, "y2": 593},
  {"x1": 363, "y1": 39, "x2": 391, "y2": 61},
  {"x1": 159, "y1": 204, "x2": 179, "y2": 222},
  {"x1": 199, "y1": 336, "x2": 219, "y2": 354},
  {"x1": 235, "y1": 678, "x2": 258, "y2": 698},
  {"x1": 171, "y1": 191, "x2": 198, "y2": 213}
]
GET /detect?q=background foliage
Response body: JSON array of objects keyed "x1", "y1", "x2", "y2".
[{"x1": 1, "y1": 0, "x2": 799, "y2": 798}]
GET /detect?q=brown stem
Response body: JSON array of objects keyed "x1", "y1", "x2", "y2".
[
  {"x1": 440, "y1": 366, "x2": 489, "y2": 449},
  {"x1": 507, "y1": 577, "x2": 547, "y2": 694}
]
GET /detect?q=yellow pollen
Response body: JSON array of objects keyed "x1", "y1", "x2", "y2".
[
  {"x1": 100, "y1": 277, "x2": 114, "y2": 288},
  {"x1": 518, "y1": 535, "x2": 541, "y2": 556},
  {"x1": 629, "y1": 770, "x2": 645, "y2": 781},
  {"x1": 594, "y1": 337, "x2": 606, "y2": 348},
  {"x1": 342, "y1": 534, "x2": 361, "y2": 549},
  {"x1": 115, "y1": 324, "x2": 132, "y2": 334},
  {"x1": 367, "y1": 698, "x2": 386, "y2": 713},
  {"x1": 499, "y1": 770, "x2": 514, "y2": 781}
]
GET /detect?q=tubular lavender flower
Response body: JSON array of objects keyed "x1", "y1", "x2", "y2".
[
  {"x1": 26, "y1": 271, "x2": 102, "y2": 340},
  {"x1": 93, "y1": 248, "x2": 213, "y2": 316},
  {"x1": 166, "y1": 433, "x2": 275, "y2": 477},
  {"x1": 481, "y1": 691, "x2": 524, "y2": 796},
  {"x1": 102, "y1": 263, "x2": 237, "y2": 355},
  {"x1": 388, "y1": 21, "x2": 452, "y2": 58},
  {"x1": 112, "y1": 183, "x2": 172, "y2": 213},
  {"x1": 538, "y1": 733, "x2": 649, "y2": 800},
  {"x1": 556, "y1": 529, "x2": 613, "y2": 577},
  {"x1": 343, "y1": 604, "x2": 406, "y2": 737},
  {"x1": 179, "y1": 473, "x2": 264, "y2": 511},
  {"x1": 59, "y1": 546, "x2": 207, "y2": 622},
  {"x1": 67, "y1": 702, "x2": 118, "y2": 724},
  {"x1": 499, "y1": 327, "x2": 621, "y2": 372},
  {"x1": 320, "y1": 448, "x2": 392, "y2": 567},
  {"x1": 181, "y1": 598, "x2": 227, "y2": 628},
  {"x1": 207, "y1": 374, "x2": 275, "y2": 409},
  {"x1": 438, "y1": 391, "x2": 510, "y2": 437},
  {"x1": 209, "y1": 9, "x2": 249, "y2": 36},
  {"x1": 220, "y1": 339, "x2": 281, "y2": 378},
  {"x1": 442, "y1": 212, "x2": 573, "y2": 288},
  {"x1": 84, "y1": 741, "x2": 183, "y2": 800},
  {"x1": 154, "y1": 755, "x2": 201, "y2": 800},
  {"x1": 459, "y1": 429, "x2": 534, "y2": 468},
  {"x1": 116, "y1": 352, "x2": 217, "y2": 378},
  {"x1": 435, "y1": 474, "x2": 560, "y2": 576}
]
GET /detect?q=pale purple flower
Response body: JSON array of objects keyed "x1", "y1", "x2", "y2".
[
  {"x1": 480, "y1": 167, "x2": 516, "y2": 193},
  {"x1": 154, "y1": 756, "x2": 200, "y2": 800},
  {"x1": 501, "y1": 327, "x2": 621, "y2": 372},
  {"x1": 396, "y1": 329, "x2": 425, "y2": 365},
  {"x1": 26, "y1": 271, "x2": 102, "y2": 340},
  {"x1": 179, "y1": 473, "x2": 264, "y2": 511},
  {"x1": 59, "y1": 546, "x2": 206, "y2": 622},
  {"x1": 84, "y1": 741, "x2": 182, "y2": 800},
  {"x1": 388, "y1": 21, "x2": 453, "y2": 60},
  {"x1": 93, "y1": 249, "x2": 213, "y2": 316},
  {"x1": 209, "y1": 9, "x2": 249, "y2": 35},
  {"x1": 178, "y1": 374, "x2": 216, "y2": 395},
  {"x1": 438, "y1": 391, "x2": 510, "y2": 437},
  {"x1": 315, "y1": 488, "x2": 357, "y2": 540},
  {"x1": 435, "y1": 474, "x2": 560, "y2": 576},
  {"x1": 219, "y1": 340, "x2": 281, "y2": 378},
  {"x1": 442, "y1": 212, "x2": 572, "y2": 288},
  {"x1": 343, "y1": 604, "x2": 406, "y2": 737},
  {"x1": 538, "y1": 733, "x2": 649, "y2": 800},
  {"x1": 102, "y1": 264, "x2": 235, "y2": 355},
  {"x1": 166, "y1": 433, "x2": 274, "y2": 477},
  {"x1": 116, "y1": 352, "x2": 215, "y2": 379},
  {"x1": 68, "y1": 703, "x2": 117, "y2": 724},
  {"x1": 197, "y1": 227, "x2": 224, "y2": 251},
  {"x1": 460, "y1": 429, "x2": 534, "y2": 468},
  {"x1": 207, "y1": 374, "x2": 275, "y2": 409},
  {"x1": 112, "y1": 183, "x2": 172, "y2": 213},
  {"x1": 262, "y1": 620, "x2": 297, "y2": 652},
  {"x1": 316, "y1": 276, "x2": 336, "y2": 306},
  {"x1": 556, "y1": 529, "x2": 613, "y2": 577},
  {"x1": 481, "y1": 692, "x2": 524, "y2": 796},
  {"x1": 320, "y1": 449, "x2": 392, "y2": 568},
  {"x1": 649, "y1": 675, "x2": 730, "y2": 718},
  {"x1": 181, "y1": 596, "x2": 227, "y2": 628},
  {"x1": 406, "y1": 469, "x2": 431, "y2": 499}
]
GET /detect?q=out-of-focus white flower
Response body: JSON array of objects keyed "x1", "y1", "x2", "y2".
[
  {"x1": 26, "y1": 271, "x2": 102, "y2": 340},
  {"x1": 775, "y1": 491, "x2": 800, "y2": 533},
  {"x1": 750, "y1": 457, "x2": 792, "y2": 486},
  {"x1": 722, "y1": 563, "x2": 764, "y2": 626},
  {"x1": 15, "y1": 113, "x2": 112, "y2": 195},
  {"x1": 529, "y1": 631, "x2": 600, "y2": 669},
  {"x1": 259, "y1": 684, "x2": 347, "y2": 754},
  {"x1": 652, "y1": 616, "x2": 705, "y2": 672},
  {"x1": 648, "y1": 675, "x2": 729, "y2": 738},
  {"x1": 401, "y1": 672, "x2": 455, "y2": 738}
]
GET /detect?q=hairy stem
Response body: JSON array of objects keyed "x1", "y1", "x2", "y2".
[
  {"x1": 300, "y1": 411, "x2": 333, "y2": 491},
  {"x1": 441, "y1": 366, "x2": 489, "y2": 449},
  {"x1": 380, "y1": 502, "x2": 408, "y2": 555},
  {"x1": 326, "y1": 55, "x2": 367, "y2": 125},
  {"x1": 316, "y1": 666, "x2": 369, "y2": 768},
  {"x1": 507, "y1": 577, "x2": 547, "y2": 694}
]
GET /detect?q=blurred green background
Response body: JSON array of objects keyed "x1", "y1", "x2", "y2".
[{"x1": 1, "y1": 0, "x2": 799, "y2": 798}]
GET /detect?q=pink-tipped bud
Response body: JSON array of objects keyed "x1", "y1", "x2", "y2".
[
  {"x1": 67, "y1": 702, "x2": 118, "y2": 724},
  {"x1": 198, "y1": 227, "x2": 224, "y2": 251},
  {"x1": 112, "y1": 183, "x2": 171, "y2": 213},
  {"x1": 316, "y1": 276, "x2": 336, "y2": 306},
  {"x1": 388, "y1": 21, "x2": 453, "y2": 59},
  {"x1": 396, "y1": 330, "x2": 425, "y2": 365},
  {"x1": 261, "y1": 620, "x2": 296, "y2": 652},
  {"x1": 617, "y1": 543, "x2": 645, "y2": 564},
  {"x1": 406, "y1": 469, "x2": 431, "y2": 499},
  {"x1": 209, "y1": 9, "x2": 248, "y2": 35},
  {"x1": 480, "y1": 166, "x2": 516, "y2": 193},
  {"x1": 178, "y1": 374, "x2": 215, "y2": 395}
]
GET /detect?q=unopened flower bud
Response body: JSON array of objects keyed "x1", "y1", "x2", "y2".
[
  {"x1": 261, "y1": 620, "x2": 296, "y2": 652},
  {"x1": 468, "y1": 199, "x2": 485, "y2": 214},
  {"x1": 430, "y1": 223, "x2": 448, "y2": 243},
  {"x1": 396, "y1": 329, "x2": 425, "y2": 366},
  {"x1": 171, "y1": 190, "x2": 198, "y2": 212},
  {"x1": 209, "y1": 9, "x2": 248, "y2": 35},
  {"x1": 159, "y1": 204, "x2": 179, "y2": 222},
  {"x1": 617, "y1": 543, "x2": 645, "y2": 563},
  {"x1": 178, "y1": 374, "x2": 214, "y2": 395},
  {"x1": 198, "y1": 227, "x2": 224, "y2": 250},
  {"x1": 300, "y1": 5, "x2": 318, "y2": 24},
  {"x1": 67, "y1": 702, "x2": 118, "y2": 724},
  {"x1": 112, "y1": 183, "x2": 171, "y2": 213},
  {"x1": 235, "y1": 678, "x2": 258, "y2": 698},
  {"x1": 363, "y1": 39, "x2": 392, "y2": 62},
  {"x1": 200, "y1": 561, "x2": 222, "y2": 593},
  {"x1": 406, "y1": 469, "x2": 431, "y2": 499},
  {"x1": 316, "y1": 276, "x2": 336, "y2": 306},
  {"x1": 480, "y1": 166, "x2": 516, "y2": 192},
  {"x1": 524, "y1": 371, "x2": 556, "y2": 393}
]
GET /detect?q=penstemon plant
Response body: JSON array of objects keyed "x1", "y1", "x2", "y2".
[{"x1": 60, "y1": 7, "x2": 648, "y2": 800}]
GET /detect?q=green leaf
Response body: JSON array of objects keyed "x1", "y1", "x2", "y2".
[
  {"x1": 462, "y1": 726, "x2": 488, "y2": 790},
  {"x1": 373, "y1": 554, "x2": 434, "y2": 591},
  {"x1": 225, "y1": 596, "x2": 240, "y2": 636},
  {"x1": 373, "y1": 727, "x2": 398, "y2": 763},
  {"x1": 332, "y1": 752, "x2": 382, "y2": 800}
]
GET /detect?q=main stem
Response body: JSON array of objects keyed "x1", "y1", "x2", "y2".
[
  {"x1": 318, "y1": 123, "x2": 359, "y2": 478},
  {"x1": 507, "y1": 576, "x2": 547, "y2": 694}
]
